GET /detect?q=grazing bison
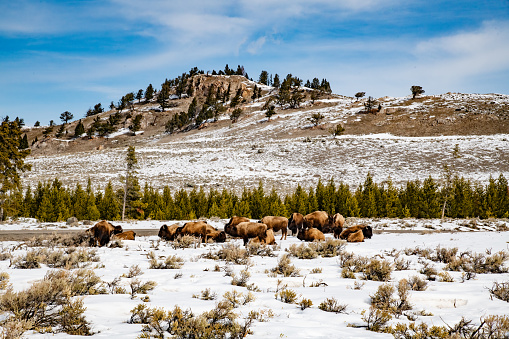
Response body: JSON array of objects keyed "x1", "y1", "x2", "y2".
[
  {"x1": 288, "y1": 213, "x2": 304, "y2": 235},
  {"x1": 297, "y1": 227, "x2": 325, "y2": 242},
  {"x1": 339, "y1": 225, "x2": 373, "y2": 240},
  {"x1": 176, "y1": 221, "x2": 226, "y2": 243},
  {"x1": 304, "y1": 211, "x2": 331, "y2": 232},
  {"x1": 224, "y1": 216, "x2": 250, "y2": 237},
  {"x1": 233, "y1": 221, "x2": 267, "y2": 246},
  {"x1": 249, "y1": 229, "x2": 276, "y2": 245},
  {"x1": 112, "y1": 230, "x2": 136, "y2": 241},
  {"x1": 158, "y1": 224, "x2": 180, "y2": 241},
  {"x1": 347, "y1": 230, "x2": 364, "y2": 242},
  {"x1": 260, "y1": 216, "x2": 288, "y2": 240},
  {"x1": 329, "y1": 213, "x2": 346, "y2": 238},
  {"x1": 89, "y1": 220, "x2": 123, "y2": 247}
]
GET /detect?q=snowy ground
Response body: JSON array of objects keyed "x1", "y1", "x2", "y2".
[{"x1": 1, "y1": 219, "x2": 509, "y2": 338}]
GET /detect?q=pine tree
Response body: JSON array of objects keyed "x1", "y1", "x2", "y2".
[
  {"x1": 421, "y1": 176, "x2": 440, "y2": 218},
  {"x1": 273, "y1": 74, "x2": 280, "y2": 88},
  {"x1": 0, "y1": 119, "x2": 32, "y2": 220},
  {"x1": 122, "y1": 146, "x2": 141, "y2": 220},
  {"x1": 74, "y1": 120, "x2": 85, "y2": 137},
  {"x1": 145, "y1": 84, "x2": 154, "y2": 101},
  {"x1": 495, "y1": 174, "x2": 509, "y2": 218},
  {"x1": 85, "y1": 178, "x2": 100, "y2": 221},
  {"x1": 73, "y1": 183, "x2": 88, "y2": 220},
  {"x1": 258, "y1": 70, "x2": 269, "y2": 85},
  {"x1": 22, "y1": 186, "x2": 34, "y2": 217},
  {"x1": 99, "y1": 181, "x2": 120, "y2": 220},
  {"x1": 232, "y1": 200, "x2": 251, "y2": 218}
]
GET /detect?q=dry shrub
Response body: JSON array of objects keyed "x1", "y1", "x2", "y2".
[
  {"x1": 246, "y1": 243, "x2": 277, "y2": 257},
  {"x1": 370, "y1": 283, "x2": 396, "y2": 311},
  {"x1": 394, "y1": 257, "x2": 411, "y2": 271},
  {"x1": 222, "y1": 290, "x2": 255, "y2": 307},
  {"x1": 318, "y1": 297, "x2": 347, "y2": 313},
  {"x1": 0, "y1": 270, "x2": 93, "y2": 335},
  {"x1": 362, "y1": 259, "x2": 393, "y2": 281},
  {"x1": 287, "y1": 239, "x2": 346, "y2": 259},
  {"x1": 361, "y1": 307, "x2": 393, "y2": 332},
  {"x1": 446, "y1": 250, "x2": 508, "y2": 274},
  {"x1": 231, "y1": 268, "x2": 251, "y2": 287},
  {"x1": 388, "y1": 314, "x2": 509, "y2": 338},
  {"x1": 433, "y1": 246, "x2": 458, "y2": 263},
  {"x1": 129, "y1": 279, "x2": 157, "y2": 298},
  {"x1": 202, "y1": 243, "x2": 251, "y2": 265},
  {"x1": 271, "y1": 254, "x2": 300, "y2": 277},
  {"x1": 340, "y1": 252, "x2": 370, "y2": 273},
  {"x1": 299, "y1": 298, "x2": 313, "y2": 310},
  {"x1": 407, "y1": 275, "x2": 428, "y2": 291},
  {"x1": 129, "y1": 293, "x2": 260, "y2": 339},
  {"x1": 0, "y1": 319, "x2": 33, "y2": 339},
  {"x1": 489, "y1": 281, "x2": 509, "y2": 302},
  {"x1": 11, "y1": 247, "x2": 99, "y2": 269},
  {"x1": 419, "y1": 262, "x2": 437, "y2": 281},
  {"x1": 275, "y1": 288, "x2": 298, "y2": 304},
  {"x1": 341, "y1": 267, "x2": 356, "y2": 279},
  {"x1": 45, "y1": 269, "x2": 107, "y2": 296},
  {"x1": 310, "y1": 267, "x2": 322, "y2": 274},
  {"x1": 150, "y1": 255, "x2": 185, "y2": 269},
  {"x1": 126, "y1": 264, "x2": 144, "y2": 278},
  {"x1": 24, "y1": 232, "x2": 95, "y2": 248},
  {"x1": 172, "y1": 235, "x2": 201, "y2": 249},
  {"x1": 0, "y1": 272, "x2": 9, "y2": 290},
  {"x1": 287, "y1": 243, "x2": 318, "y2": 259},
  {"x1": 193, "y1": 288, "x2": 217, "y2": 301},
  {"x1": 438, "y1": 271, "x2": 454, "y2": 282}
]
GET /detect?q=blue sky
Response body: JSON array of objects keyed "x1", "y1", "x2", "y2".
[{"x1": 1, "y1": 0, "x2": 508, "y2": 125}]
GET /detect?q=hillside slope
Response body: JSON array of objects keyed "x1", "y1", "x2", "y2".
[{"x1": 21, "y1": 75, "x2": 509, "y2": 193}]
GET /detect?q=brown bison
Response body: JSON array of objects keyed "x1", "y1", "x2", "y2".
[
  {"x1": 260, "y1": 216, "x2": 288, "y2": 240},
  {"x1": 89, "y1": 220, "x2": 123, "y2": 247},
  {"x1": 339, "y1": 225, "x2": 373, "y2": 240},
  {"x1": 112, "y1": 230, "x2": 136, "y2": 241},
  {"x1": 158, "y1": 224, "x2": 180, "y2": 241},
  {"x1": 224, "y1": 216, "x2": 250, "y2": 237},
  {"x1": 297, "y1": 227, "x2": 325, "y2": 242},
  {"x1": 176, "y1": 221, "x2": 226, "y2": 243},
  {"x1": 288, "y1": 212, "x2": 304, "y2": 235},
  {"x1": 329, "y1": 213, "x2": 346, "y2": 238},
  {"x1": 232, "y1": 221, "x2": 267, "y2": 246},
  {"x1": 347, "y1": 230, "x2": 364, "y2": 242},
  {"x1": 249, "y1": 229, "x2": 276, "y2": 245},
  {"x1": 304, "y1": 211, "x2": 331, "y2": 232}
]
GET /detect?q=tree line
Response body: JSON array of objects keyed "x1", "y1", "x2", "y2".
[{"x1": 2, "y1": 173, "x2": 508, "y2": 222}]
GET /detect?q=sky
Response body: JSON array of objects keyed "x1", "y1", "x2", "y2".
[{"x1": 1, "y1": 0, "x2": 509, "y2": 125}]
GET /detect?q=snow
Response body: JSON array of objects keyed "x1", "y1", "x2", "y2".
[{"x1": 1, "y1": 219, "x2": 509, "y2": 338}]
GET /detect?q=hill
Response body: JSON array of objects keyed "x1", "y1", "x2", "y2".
[{"x1": 20, "y1": 73, "x2": 509, "y2": 193}]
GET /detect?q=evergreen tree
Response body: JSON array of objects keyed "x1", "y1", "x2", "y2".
[
  {"x1": 145, "y1": 84, "x2": 154, "y2": 101},
  {"x1": 74, "y1": 120, "x2": 85, "y2": 137},
  {"x1": 19, "y1": 134, "x2": 29, "y2": 149},
  {"x1": 420, "y1": 176, "x2": 440, "y2": 218},
  {"x1": 85, "y1": 178, "x2": 100, "y2": 221},
  {"x1": 122, "y1": 146, "x2": 142, "y2": 220},
  {"x1": 129, "y1": 115, "x2": 143, "y2": 133},
  {"x1": 258, "y1": 70, "x2": 269, "y2": 85},
  {"x1": 232, "y1": 200, "x2": 251, "y2": 219},
  {"x1": 495, "y1": 174, "x2": 509, "y2": 218},
  {"x1": 157, "y1": 82, "x2": 171, "y2": 111},
  {"x1": 273, "y1": 74, "x2": 280, "y2": 88},
  {"x1": 73, "y1": 183, "x2": 88, "y2": 220},
  {"x1": 60, "y1": 111, "x2": 74, "y2": 124},
  {"x1": 162, "y1": 186, "x2": 176, "y2": 219},
  {"x1": 136, "y1": 89, "x2": 144, "y2": 103},
  {"x1": 22, "y1": 186, "x2": 34, "y2": 218},
  {"x1": 411, "y1": 85, "x2": 425, "y2": 99},
  {"x1": 0, "y1": 119, "x2": 32, "y2": 220}
]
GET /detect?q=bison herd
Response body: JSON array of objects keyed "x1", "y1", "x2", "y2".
[{"x1": 86, "y1": 211, "x2": 373, "y2": 247}]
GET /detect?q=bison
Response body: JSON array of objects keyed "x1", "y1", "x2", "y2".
[
  {"x1": 288, "y1": 212, "x2": 304, "y2": 235},
  {"x1": 232, "y1": 221, "x2": 267, "y2": 246},
  {"x1": 112, "y1": 230, "x2": 136, "y2": 241},
  {"x1": 249, "y1": 229, "x2": 276, "y2": 245},
  {"x1": 224, "y1": 216, "x2": 250, "y2": 237},
  {"x1": 304, "y1": 211, "x2": 331, "y2": 232},
  {"x1": 259, "y1": 216, "x2": 288, "y2": 240},
  {"x1": 339, "y1": 225, "x2": 373, "y2": 240},
  {"x1": 89, "y1": 220, "x2": 123, "y2": 247},
  {"x1": 158, "y1": 224, "x2": 180, "y2": 241},
  {"x1": 176, "y1": 221, "x2": 226, "y2": 243},
  {"x1": 329, "y1": 213, "x2": 346, "y2": 238},
  {"x1": 346, "y1": 230, "x2": 364, "y2": 242},
  {"x1": 297, "y1": 227, "x2": 325, "y2": 242}
]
